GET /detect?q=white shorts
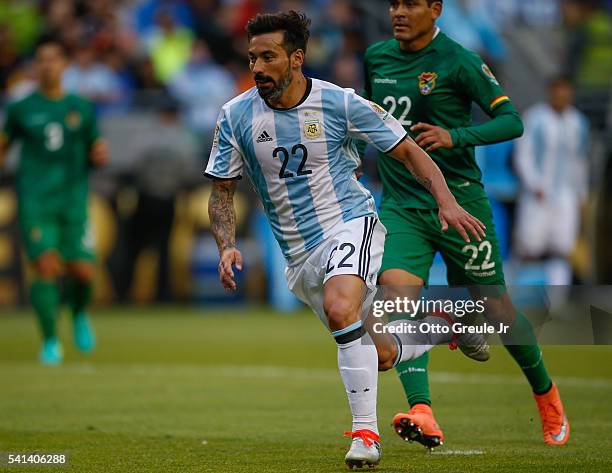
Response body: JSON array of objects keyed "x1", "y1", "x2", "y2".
[
  {"x1": 285, "y1": 216, "x2": 386, "y2": 329},
  {"x1": 514, "y1": 193, "x2": 580, "y2": 257}
]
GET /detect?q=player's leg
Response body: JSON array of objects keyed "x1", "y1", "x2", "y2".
[
  {"x1": 322, "y1": 217, "x2": 385, "y2": 468},
  {"x1": 471, "y1": 291, "x2": 568, "y2": 444},
  {"x1": 285, "y1": 216, "x2": 383, "y2": 468},
  {"x1": 20, "y1": 219, "x2": 63, "y2": 364},
  {"x1": 62, "y1": 218, "x2": 96, "y2": 353},
  {"x1": 375, "y1": 204, "x2": 442, "y2": 448},
  {"x1": 324, "y1": 274, "x2": 380, "y2": 438},
  {"x1": 379, "y1": 268, "x2": 446, "y2": 449},
  {"x1": 65, "y1": 261, "x2": 96, "y2": 352},
  {"x1": 545, "y1": 194, "x2": 581, "y2": 313},
  {"x1": 547, "y1": 193, "x2": 580, "y2": 285},
  {"x1": 514, "y1": 194, "x2": 548, "y2": 260},
  {"x1": 444, "y1": 198, "x2": 569, "y2": 445}
]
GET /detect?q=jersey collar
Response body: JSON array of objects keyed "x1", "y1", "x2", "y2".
[
  {"x1": 263, "y1": 77, "x2": 312, "y2": 111},
  {"x1": 396, "y1": 27, "x2": 443, "y2": 55}
]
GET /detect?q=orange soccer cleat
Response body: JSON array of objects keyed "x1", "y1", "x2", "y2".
[
  {"x1": 392, "y1": 404, "x2": 444, "y2": 450},
  {"x1": 534, "y1": 382, "x2": 570, "y2": 445}
]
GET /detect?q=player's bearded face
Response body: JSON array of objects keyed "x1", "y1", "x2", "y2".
[{"x1": 254, "y1": 63, "x2": 293, "y2": 102}]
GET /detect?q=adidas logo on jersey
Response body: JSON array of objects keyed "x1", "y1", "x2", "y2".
[{"x1": 256, "y1": 130, "x2": 273, "y2": 143}]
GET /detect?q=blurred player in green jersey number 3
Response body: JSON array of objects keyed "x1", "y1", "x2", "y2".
[
  {"x1": 361, "y1": 0, "x2": 569, "y2": 447},
  {"x1": 0, "y1": 41, "x2": 108, "y2": 364}
]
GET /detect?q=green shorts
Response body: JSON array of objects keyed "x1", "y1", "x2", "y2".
[
  {"x1": 379, "y1": 198, "x2": 505, "y2": 285},
  {"x1": 19, "y1": 215, "x2": 95, "y2": 263}
]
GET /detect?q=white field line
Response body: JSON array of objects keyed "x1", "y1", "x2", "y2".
[
  {"x1": 430, "y1": 450, "x2": 485, "y2": 455},
  {"x1": 1, "y1": 361, "x2": 611, "y2": 389}
]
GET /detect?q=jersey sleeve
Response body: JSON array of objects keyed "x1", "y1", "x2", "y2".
[
  {"x1": 204, "y1": 106, "x2": 243, "y2": 180},
  {"x1": 345, "y1": 90, "x2": 407, "y2": 153},
  {"x1": 456, "y1": 52, "x2": 511, "y2": 114},
  {"x1": 1, "y1": 102, "x2": 20, "y2": 143},
  {"x1": 450, "y1": 51, "x2": 523, "y2": 147}
]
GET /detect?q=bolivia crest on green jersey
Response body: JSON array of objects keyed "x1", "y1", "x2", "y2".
[{"x1": 418, "y1": 72, "x2": 438, "y2": 95}]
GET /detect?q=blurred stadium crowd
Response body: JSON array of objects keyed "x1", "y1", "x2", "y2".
[{"x1": 0, "y1": 0, "x2": 611, "y2": 307}]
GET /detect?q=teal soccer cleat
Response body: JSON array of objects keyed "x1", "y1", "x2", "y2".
[
  {"x1": 39, "y1": 338, "x2": 63, "y2": 365},
  {"x1": 73, "y1": 312, "x2": 96, "y2": 353}
]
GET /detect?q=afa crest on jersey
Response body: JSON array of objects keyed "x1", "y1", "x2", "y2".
[
  {"x1": 304, "y1": 119, "x2": 322, "y2": 139},
  {"x1": 418, "y1": 72, "x2": 438, "y2": 95}
]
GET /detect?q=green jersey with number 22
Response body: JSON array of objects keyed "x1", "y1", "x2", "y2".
[{"x1": 363, "y1": 31, "x2": 521, "y2": 209}]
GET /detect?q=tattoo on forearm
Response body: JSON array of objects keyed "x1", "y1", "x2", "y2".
[
  {"x1": 209, "y1": 180, "x2": 237, "y2": 253},
  {"x1": 402, "y1": 155, "x2": 433, "y2": 191},
  {"x1": 409, "y1": 169, "x2": 433, "y2": 191}
]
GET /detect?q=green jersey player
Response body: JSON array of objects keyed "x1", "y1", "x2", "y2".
[
  {"x1": 0, "y1": 41, "x2": 108, "y2": 364},
  {"x1": 362, "y1": 0, "x2": 569, "y2": 447}
]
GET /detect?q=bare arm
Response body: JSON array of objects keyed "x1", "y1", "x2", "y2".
[
  {"x1": 389, "y1": 137, "x2": 455, "y2": 206},
  {"x1": 89, "y1": 138, "x2": 109, "y2": 168},
  {"x1": 388, "y1": 137, "x2": 486, "y2": 242},
  {"x1": 208, "y1": 178, "x2": 242, "y2": 290},
  {"x1": 209, "y1": 178, "x2": 237, "y2": 252}
]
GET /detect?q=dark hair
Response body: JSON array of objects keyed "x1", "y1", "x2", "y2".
[
  {"x1": 246, "y1": 10, "x2": 311, "y2": 55},
  {"x1": 548, "y1": 75, "x2": 573, "y2": 89},
  {"x1": 36, "y1": 38, "x2": 68, "y2": 57},
  {"x1": 390, "y1": 0, "x2": 443, "y2": 5}
]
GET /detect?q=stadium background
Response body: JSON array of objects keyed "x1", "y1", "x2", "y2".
[{"x1": 0, "y1": 0, "x2": 610, "y2": 309}]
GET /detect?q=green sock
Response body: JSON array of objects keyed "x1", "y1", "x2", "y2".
[
  {"x1": 395, "y1": 352, "x2": 431, "y2": 407},
  {"x1": 66, "y1": 278, "x2": 93, "y2": 317},
  {"x1": 502, "y1": 311, "x2": 552, "y2": 395},
  {"x1": 30, "y1": 280, "x2": 60, "y2": 341}
]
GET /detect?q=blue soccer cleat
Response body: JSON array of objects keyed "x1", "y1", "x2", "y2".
[
  {"x1": 73, "y1": 312, "x2": 96, "y2": 353},
  {"x1": 39, "y1": 338, "x2": 63, "y2": 365}
]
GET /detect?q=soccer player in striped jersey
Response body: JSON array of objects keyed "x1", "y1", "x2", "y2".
[
  {"x1": 205, "y1": 11, "x2": 486, "y2": 468},
  {"x1": 361, "y1": 0, "x2": 569, "y2": 449}
]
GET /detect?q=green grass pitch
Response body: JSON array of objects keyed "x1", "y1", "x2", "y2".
[{"x1": 1, "y1": 307, "x2": 611, "y2": 472}]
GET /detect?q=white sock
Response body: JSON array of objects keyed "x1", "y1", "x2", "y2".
[
  {"x1": 546, "y1": 257, "x2": 572, "y2": 286},
  {"x1": 337, "y1": 332, "x2": 378, "y2": 435},
  {"x1": 388, "y1": 315, "x2": 455, "y2": 364}
]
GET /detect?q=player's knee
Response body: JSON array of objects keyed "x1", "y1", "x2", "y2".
[
  {"x1": 377, "y1": 345, "x2": 397, "y2": 372},
  {"x1": 324, "y1": 297, "x2": 360, "y2": 331},
  {"x1": 484, "y1": 293, "x2": 515, "y2": 325},
  {"x1": 67, "y1": 262, "x2": 95, "y2": 283},
  {"x1": 379, "y1": 270, "x2": 423, "y2": 300},
  {"x1": 34, "y1": 253, "x2": 62, "y2": 279}
]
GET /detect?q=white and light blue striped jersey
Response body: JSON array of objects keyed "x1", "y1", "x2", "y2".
[
  {"x1": 205, "y1": 78, "x2": 407, "y2": 264},
  {"x1": 515, "y1": 103, "x2": 589, "y2": 198}
]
